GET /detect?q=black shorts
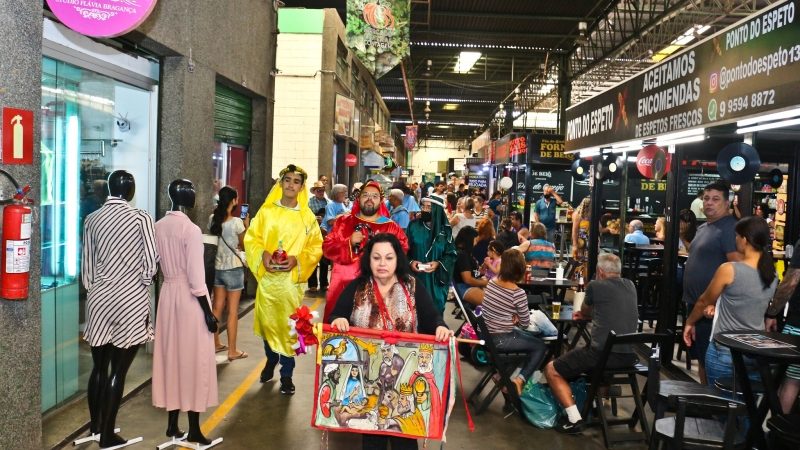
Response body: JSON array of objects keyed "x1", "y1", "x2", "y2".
[{"x1": 553, "y1": 347, "x2": 638, "y2": 380}]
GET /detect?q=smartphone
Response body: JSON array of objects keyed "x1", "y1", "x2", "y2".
[{"x1": 240, "y1": 204, "x2": 249, "y2": 219}]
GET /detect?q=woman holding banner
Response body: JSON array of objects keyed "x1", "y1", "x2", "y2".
[{"x1": 329, "y1": 233, "x2": 452, "y2": 450}]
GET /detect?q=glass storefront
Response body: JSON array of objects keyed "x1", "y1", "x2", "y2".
[{"x1": 40, "y1": 56, "x2": 159, "y2": 412}]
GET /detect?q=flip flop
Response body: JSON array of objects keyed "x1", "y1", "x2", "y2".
[
  {"x1": 215, "y1": 345, "x2": 228, "y2": 353},
  {"x1": 228, "y1": 350, "x2": 248, "y2": 361}
]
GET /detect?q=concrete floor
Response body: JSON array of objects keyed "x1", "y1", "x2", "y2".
[{"x1": 47, "y1": 294, "x2": 650, "y2": 450}]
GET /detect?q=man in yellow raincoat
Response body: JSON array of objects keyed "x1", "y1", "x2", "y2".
[{"x1": 244, "y1": 164, "x2": 323, "y2": 395}]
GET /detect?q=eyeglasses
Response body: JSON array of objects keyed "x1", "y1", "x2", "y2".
[{"x1": 360, "y1": 193, "x2": 381, "y2": 200}]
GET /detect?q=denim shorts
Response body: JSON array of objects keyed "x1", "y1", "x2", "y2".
[
  {"x1": 214, "y1": 267, "x2": 244, "y2": 291},
  {"x1": 705, "y1": 341, "x2": 759, "y2": 389}
]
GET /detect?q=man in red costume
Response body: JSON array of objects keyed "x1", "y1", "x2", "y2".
[{"x1": 323, "y1": 180, "x2": 408, "y2": 321}]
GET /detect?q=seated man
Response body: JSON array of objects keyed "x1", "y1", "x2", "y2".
[
  {"x1": 544, "y1": 253, "x2": 639, "y2": 433},
  {"x1": 623, "y1": 219, "x2": 650, "y2": 246}
]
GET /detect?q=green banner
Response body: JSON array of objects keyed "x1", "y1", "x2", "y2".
[{"x1": 346, "y1": 0, "x2": 410, "y2": 79}]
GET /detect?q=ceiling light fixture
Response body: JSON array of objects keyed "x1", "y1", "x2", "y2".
[
  {"x1": 652, "y1": 24, "x2": 711, "y2": 62},
  {"x1": 737, "y1": 117, "x2": 800, "y2": 134},
  {"x1": 422, "y1": 59, "x2": 433, "y2": 78},
  {"x1": 454, "y1": 51, "x2": 482, "y2": 74}
]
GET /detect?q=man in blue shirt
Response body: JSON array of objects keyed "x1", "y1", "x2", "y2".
[
  {"x1": 388, "y1": 189, "x2": 410, "y2": 231},
  {"x1": 533, "y1": 184, "x2": 563, "y2": 242},
  {"x1": 623, "y1": 219, "x2": 650, "y2": 245},
  {"x1": 322, "y1": 184, "x2": 351, "y2": 233}
]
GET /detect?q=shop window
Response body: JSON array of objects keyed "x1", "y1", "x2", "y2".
[{"x1": 40, "y1": 56, "x2": 158, "y2": 412}]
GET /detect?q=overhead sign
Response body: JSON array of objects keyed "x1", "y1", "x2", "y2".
[
  {"x1": 493, "y1": 133, "x2": 527, "y2": 164},
  {"x1": 2, "y1": 108, "x2": 34, "y2": 165},
  {"x1": 635, "y1": 144, "x2": 671, "y2": 180},
  {"x1": 346, "y1": 0, "x2": 411, "y2": 78},
  {"x1": 335, "y1": 94, "x2": 356, "y2": 137},
  {"x1": 46, "y1": 0, "x2": 158, "y2": 38},
  {"x1": 525, "y1": 135, "x2": 573, "y2": 165},
  {"x1": 565, "y1": 0, "x2": 800, "y2": 151},
  {"x1": 404, "y1": 125, "x2": 418, "y2": 150}
]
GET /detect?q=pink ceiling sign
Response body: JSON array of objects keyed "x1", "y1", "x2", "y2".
[{"x1": 46, "y1": 0, "x2": 158, "y2": 38}]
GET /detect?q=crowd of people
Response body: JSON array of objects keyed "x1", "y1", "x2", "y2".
[{"x1": 83, "y1": 165, "x2": 800, "y2": 448}]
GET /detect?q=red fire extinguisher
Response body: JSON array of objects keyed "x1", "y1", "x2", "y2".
[{"x1": 1, "y1": 203, "x2": 32, "y2": 299}]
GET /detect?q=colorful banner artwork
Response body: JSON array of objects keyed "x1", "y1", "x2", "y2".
[
  {"x1": 312, "y1": 325, "x2": 454, "y2": 440},
  {"x1": 346, "y1": 0, "x2": 411, "y2": 79},
  {"x1": 404, "y1": 125, "x2": 418, "y2": 150}
]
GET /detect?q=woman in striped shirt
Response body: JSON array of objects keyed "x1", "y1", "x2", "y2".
[{"x1": 481, "y1": 249, "x2": 548, "y2": 395}]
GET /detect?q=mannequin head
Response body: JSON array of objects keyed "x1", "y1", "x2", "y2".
[
  {"x1": 107, "y1": 170, "x2": 135, "y2": 201},
  {"x1": 168, "y1": 179, "x2": 196, "y2": 211}
]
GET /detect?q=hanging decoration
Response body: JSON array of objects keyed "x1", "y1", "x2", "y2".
[{"x1": 346, "y1": 0, "x2": 411, "y2": 78}]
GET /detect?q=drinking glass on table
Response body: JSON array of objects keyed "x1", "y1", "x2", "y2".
[{"x1": 552, "y1": 301, "x2": 562, "y2": 319}]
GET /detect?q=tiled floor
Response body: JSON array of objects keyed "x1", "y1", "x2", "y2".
[{"x1": 47, "y1": 293, "x2": 652, "y2": 450}]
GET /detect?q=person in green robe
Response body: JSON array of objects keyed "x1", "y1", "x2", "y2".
[{"x1": 407, "y1": 194, "x2": 457, "y2": 313}]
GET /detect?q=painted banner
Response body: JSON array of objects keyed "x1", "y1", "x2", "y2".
[
  {"x1": 346, "y1": 0, "x2": 411, "y2": 79},
  {"x1": 312, "y1": 325, "x2": 455, "y2": 440},
  {"x1": 47, "y1": 0, "x2": 158, "y2": 38},
  {"x1": 404, "y1": 125, "x2": 418, "y2": 150},
  {"x1": 565, "y1": 0, "x2": 800, "y2": 150}
]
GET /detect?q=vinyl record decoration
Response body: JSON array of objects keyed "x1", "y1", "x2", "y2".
[
  {"x1": 716, "y1": 142, "x2": 760, "y2": 185},
  {"x1": 595, "y1": 154, "x2": 623, "y2": 181},
  {"x1": 571, "y1": 158, "x2": 592, "y2": 181},
  {"x1": 767, "y1": 168, "x2": 784, "y2": 189}
]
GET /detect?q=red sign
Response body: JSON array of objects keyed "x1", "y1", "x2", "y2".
[
  {"x1": 404, "y1": 125, "x2": 418, "y2": 150},
  {"x1": 635, "y1": 144, "x2": 671, "y2": 180},
  {"x1": 345, "y1": 153, "x2": 358, "y2": 167},
  {"x1": 2, "y1": 108, "x2": 34, "y2": 165},
  {"x1": 509, "y1": 136, "x2": 528, "y2": 157}
]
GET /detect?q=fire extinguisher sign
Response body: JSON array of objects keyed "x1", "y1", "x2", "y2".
[
  {"x1": 2, "y1": 107, "x2": 34, "y2": 165},
  {"x1": 5, "y1": 239, "x2": 30, "y2": 273}
]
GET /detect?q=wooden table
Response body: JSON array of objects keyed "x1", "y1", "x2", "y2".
[{"x1": 714, "y1": 331, "x2": 800, "y2": 448}]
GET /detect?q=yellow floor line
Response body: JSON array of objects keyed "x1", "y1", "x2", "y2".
[
  {"x1": 201, "y1": 357, "x2": 266, "y2": 435},
  {"x1": 200, "y1": 296, "x2": 324, "y2": 434}
]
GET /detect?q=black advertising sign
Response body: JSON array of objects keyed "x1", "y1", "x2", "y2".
[
  {"x1": 565, "y1": 0, "x2": 800, "y2": 151},
  {"x1": 467, "y1": 174, "x2": 489, "y2": 190},
  {"x1": 525, "y1": 134, "x2": 574, "y2": 165}
]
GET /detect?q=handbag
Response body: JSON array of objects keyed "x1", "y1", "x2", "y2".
[{"x1": 219, "y1": 233, "x2": 247, "y2": 266}]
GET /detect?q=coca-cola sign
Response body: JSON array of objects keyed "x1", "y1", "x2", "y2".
[{"x1": 636, "y1": 144, "x2": 671, "y2": 180}]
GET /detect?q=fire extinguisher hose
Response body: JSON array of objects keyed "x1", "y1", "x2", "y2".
[{"x1": 0, "y1": 169, "x2": 21, "y2": 205}]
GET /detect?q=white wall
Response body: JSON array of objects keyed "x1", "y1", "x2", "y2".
[
  {"x1": 273, "y1": 33, "x2": 324, "y2": 182},
  {"x1": 406, "y1": 139, "x2": 471, "y2": 180}
]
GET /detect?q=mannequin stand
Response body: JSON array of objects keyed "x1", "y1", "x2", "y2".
[
  {"x1": 73, "y1": 428, "x2": 118, "y2": 446},
  {"x1": 156, "y1": 436, "x2": 223, "y2": 450},
  {"x1": 73, "y1": 431, "x2": 142, "y2": 449}
]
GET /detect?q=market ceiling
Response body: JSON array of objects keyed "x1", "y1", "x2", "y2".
[{"x1": 282, "y1": 0, "x2": 778, "y2": 144}]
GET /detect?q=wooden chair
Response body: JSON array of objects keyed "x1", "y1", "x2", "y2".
[
  {"x1": 649, "y1": 395, "x2": 748, "y2": 449},
  {"x1": 581, "y1": 331, "x2": 671, "y2": 448}
]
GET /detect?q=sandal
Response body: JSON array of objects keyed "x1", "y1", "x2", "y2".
[
  {"x1": 228, "y1": 350, "x2": 248, "y2": 361},
  {"x1": 215, "y1": 345, "x2": 228, "y2": 353}
]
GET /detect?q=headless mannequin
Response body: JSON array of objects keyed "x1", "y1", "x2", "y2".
[
  {"x1": 166, "y1": 179, "x2": 218, "y2": 445},
  {"x1": 87, "y1": 170, "x2": 140, "y2": 448}
]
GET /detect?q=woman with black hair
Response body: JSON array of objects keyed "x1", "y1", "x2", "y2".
[
  {"x1": 453, "y1": 226, "x2": 488, "y2": 306},
  {"x1": 208, "y1": 186, "x2": 249, "y2": 361},
  {"x1": 683, "y1": 216, "x2": 777, "y2": 387},
  {"x1": 329, "y1": 233, "x2": 451, "y2": 450},
  {"x1": 678, "y1": 208, "x2": 697, "y2": 254}
]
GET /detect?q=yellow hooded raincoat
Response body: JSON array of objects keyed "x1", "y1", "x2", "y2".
[{"x1": 244, "y1": 181, "x2": 323, "y2": 356}]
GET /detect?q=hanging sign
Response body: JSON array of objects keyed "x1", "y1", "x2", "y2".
[
  {"x1": 346, "y1": 0, "x2": 411, "y2": 78},
  {"x1": 565, "y1": 0, "x2": 800, "y2": 151},
  {"x1": 525, "y1": 134, "x2": 573, "y2": 165},
  {"x1": 311, "y1": 325, "x2": 455, "y2": 440},
  {"x1": 404, "y1": 125, "x2": 418, "y2": 150},
  {"x1": 2, "y1": 108, "x2": 34, "y2": 165},
  {"x1": 636, "y1": 144, "x2": 671, "y2": 180},
  {"x1": 46, "y1": 0, "x2": 158, "y2": 38}
]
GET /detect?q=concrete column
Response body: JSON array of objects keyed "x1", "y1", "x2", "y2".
[
  {"x1": 158, "y1": 56, "x2": 216, "y2": 225},
  {"x1": 0, "y1": 1, "x2": 43, "y2": 448}
]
